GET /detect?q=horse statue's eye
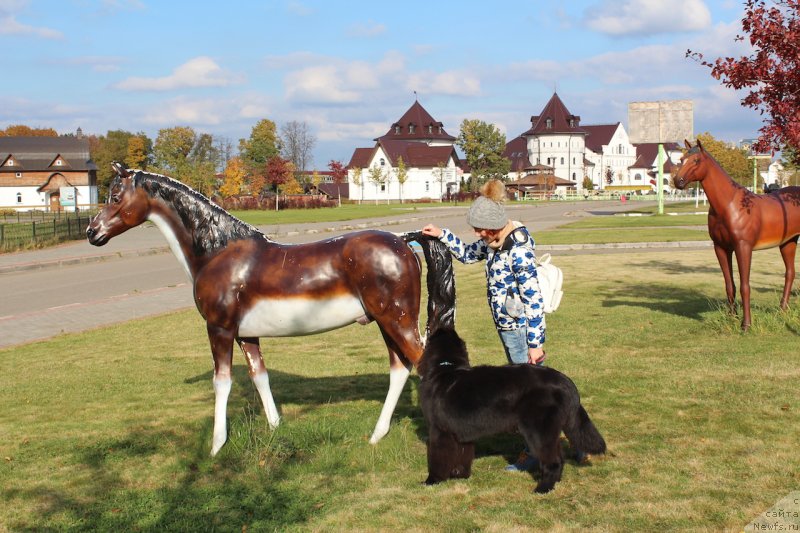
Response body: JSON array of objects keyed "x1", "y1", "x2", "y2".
[{"x1": 111, "y1": 194, "x2": 121, "y2": 204}]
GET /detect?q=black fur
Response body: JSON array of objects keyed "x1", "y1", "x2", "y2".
[{"x1": 418, "y1": 328, "x2": 606, "y2": 494}]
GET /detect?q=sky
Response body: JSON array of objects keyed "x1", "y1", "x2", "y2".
[{"x1": 0, "y1": 0, "x2": 763, "y2": 168}]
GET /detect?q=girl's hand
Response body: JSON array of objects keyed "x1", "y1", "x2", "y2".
[{"x1": 422, "y1": 224, "x2": 443, "y2": 238}]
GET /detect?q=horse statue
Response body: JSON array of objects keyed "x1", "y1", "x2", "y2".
[
  {"x1": 86, "y1": 163, "x2": 455, "y2": 455},
  {"x1": 674, "y1": 139, "x2": 800, "y2": 330}
]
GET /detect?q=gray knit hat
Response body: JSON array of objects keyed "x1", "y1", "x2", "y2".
[{"x1": 467, "y1": 195, "x2": 507, "y2": 230}]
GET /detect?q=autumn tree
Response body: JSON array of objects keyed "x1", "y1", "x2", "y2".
[
  {"x1": 687, "y1": 0, "x2": 800, "y2": 161},
  {"x1": 152, "y1": 126, "x2": 216, "y2": 196},
  {"x1": 265, "y1": 156, "x2": 294, "y2": 193},
  {"x1": 351, "y1": 167, "x2": 364, "y2": 203},
  {"x1": 239, "y1": 119, "x2": 280, "y2": 198},
  {"x1": 395, "y1": 156, "x2": 408, "y2": 203},
  {"x1": 328, "y1": 159, "x2": 348, "y2": 203},
  {"x1": 220, "y1": 156, "x2": 247, "y2": 197},
  {"x1": 90, "y1": 130, "x2": 153, "y2": 200},
  {"x1": 696, "y1": 132, "x2": 754, "y2": 187},
  {"x1": 456, "y1": 119, "x2": 510, "y2": 190},
  {"x1": 1, "y1": 125, "x2": 58, "y2": 136}
]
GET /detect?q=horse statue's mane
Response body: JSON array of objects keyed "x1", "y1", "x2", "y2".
[{"x1": 128, "y1": 170, "x2": 262, "y2": 255}]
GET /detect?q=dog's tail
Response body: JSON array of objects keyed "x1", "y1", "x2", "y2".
[
  {"x1": 402, "y1": 231, "x2": 455, "y2": 335},
  {"x1": 564, "y1": 404, "x2": 606, "y2": 455}
]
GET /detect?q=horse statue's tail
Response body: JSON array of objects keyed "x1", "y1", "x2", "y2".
[{"x1": 402, "y1": 232, "x2": 455, "y2": 335}]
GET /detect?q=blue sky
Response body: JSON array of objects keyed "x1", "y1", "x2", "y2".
[{"x1": 1, "y1": 0, "x2": 762, "y2": 167}]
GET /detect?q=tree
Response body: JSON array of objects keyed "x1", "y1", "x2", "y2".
[
  {"x1": 696, "y1": 132, "x2": 754, "y2": 187},
  {"x1": 328, "y1": 160, "x2": 348, "y2": 204},
  {"x1": 2, "y1": 125, "x2": 58, "y2": 136},
  {"x1": 687, "y1": 0, "x2": 800, "y2": 160},
  {"x1": 126, "y1": 134, "x2": 151, "y2": 169},
  {"x1": 434, "y1": 162, "x2": 447, "y2": 201},
  {"x1": 90, "y1": 130, "x2": 149, "y2": 200},
  {"x1": 395, "y1": 156, "x2": 408, "y2": 203},
  {"x1": 265, "y1": 156, "x2": 295, "y2": 210},
  {"x1": 456, "y1": 119, "x2": 510, "y2": 190},
  {"x1": 351, "y1": 167, "x2": 364, "y2": 203},
  {"x1": 220, "y1": 156, "x2": 247, "y2": 197},
  {"x1": 280, "y1": 121, "x2": 316, "y2": 181},
  {"x1": 152, "y1": 127, "x2": 216, "y2": 196},
  {"x1": 239, "y1": 119, "x2": 280, "y2": 171},
  {"x1": 367, "y1": 165, "x2": 385, "y2": 205}
]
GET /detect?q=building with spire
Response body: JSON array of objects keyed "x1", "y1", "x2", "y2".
[{"x1": 346, "y1": 100, "x2": 461, "y2": 202}]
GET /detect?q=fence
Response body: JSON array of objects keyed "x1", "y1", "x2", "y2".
[{"x1": 0, "y1": 213, "x2": 94, "y2": 251}]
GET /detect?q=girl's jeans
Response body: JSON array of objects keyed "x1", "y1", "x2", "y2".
[{"x1": 499, "y1": 328, "x2": 532, "y2": 365}]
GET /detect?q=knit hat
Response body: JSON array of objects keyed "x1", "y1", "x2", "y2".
[{"x1": 466, "y1": 180, "x2": 507, "y2": 230}]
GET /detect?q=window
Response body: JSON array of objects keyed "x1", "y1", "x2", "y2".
[
  {"x1": 16, "y1": 193, "x2": 22, "y2": 204},
  {"x1": 380, "y1": 158, "x2": 385, "y2": 167},
  {"x1": 7, "y1": 158, "x2": 14, "y2": 166},
  {"x1": 427, "y1": 125, "x2": 433, "y2": 134},
  {"x1": 438, "y1": 126, "x2": 443, "y2": 134},
  {"x1": 409, "y1": 124, "x2": 415, "y2": 134},
  {"x1": 381, "y1": 184, "x2": 386, "y2": 192},
  {"x1": 546, "y1": 118, "x2": 553, "y2": 129},
  {"x1": 560, "y1": 157, "x2": 564, "y2": 165},
  {"x1": 425, "y1": 181, "x2": 430, "y2": 192},
  {"x1": 15, "y1": 172, "x2": 22, "y2": 178},
  {"x1": 55, "y1": 159, "x2": 62, "y2": 166},
  {"x1": 394, "y1": 125, "x2": 401, "y2": 134},
  {"x1": 635, "y1": 173, "x2": 642, "y2": 181}
]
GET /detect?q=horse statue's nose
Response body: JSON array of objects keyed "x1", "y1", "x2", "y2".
[{"x1": 86, "y1": 226, "x2": 96, "y2": 240}]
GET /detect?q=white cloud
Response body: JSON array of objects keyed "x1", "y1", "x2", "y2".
[
  {"x1": 407, "y1": 70, "x2": 481, "y2": 97},
  {"x1": 585, "y1": 0, "x2": 712, "y2": 36},
  {"x1": 113, "y1": 57, "x2": 243, "y2": 91},
  {"x1": 286, "y1": 1, "x2": 313, "y2": 16},
  {"x1": 140, "y1": 97, "x2": 229, "y2": 126},
  {"x1": 63, "y1": 56, "x2": 126, "y2": 73},
  {"x1": 0, "y1": 12, "x2": 62, "y2": 39},
  {"x1": 346, "y1": 20, "x2": 386, "y2": 38}
]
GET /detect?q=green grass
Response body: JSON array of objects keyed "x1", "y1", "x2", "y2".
[
  {"x1": 232, "y1": 202, "x2": 456, "y2": 226},
  {"x1": 2, "y1": 249, "x2": 799, "y2": 531}
]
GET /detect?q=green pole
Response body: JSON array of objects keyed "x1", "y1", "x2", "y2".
[
  {"x1": 753, "y1": 157, "x2": 758, "y2": 192},
  {"x1": 657, "y1": 143, "x2": 665, "y2": 215}
]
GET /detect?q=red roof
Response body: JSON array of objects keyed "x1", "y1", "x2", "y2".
[
  {"x1": 583, "y1": 123, "x2": 621, "y2": 152},
  {"x1": 376, "y1": 100, "x2": 456, "y2": 142},
  {"x1": 348, "y1": 140, "x2": 458, "y2": 169},
  {"x1": 524, "y1": 93, "x2": 586, "y2": 136}
]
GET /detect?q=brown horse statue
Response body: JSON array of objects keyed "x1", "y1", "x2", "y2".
[
  {"x1": 87, "y1": 163, "x2": 454, "y2": 455},
  {"x1": 674, "y1": 139, "x2": 800, "y2": 330}
]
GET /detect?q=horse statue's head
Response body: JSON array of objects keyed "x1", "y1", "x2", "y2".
[
  {"x1": 86, "y1": 162, "x2": 150, "y2": 246},
  {"x1": 673, "y1": 139, "x2": 709, "y2": 190}
]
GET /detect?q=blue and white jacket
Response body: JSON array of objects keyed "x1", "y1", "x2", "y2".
[{"x1": 438, "y1": 225, "x2": 546, "y2": 349}]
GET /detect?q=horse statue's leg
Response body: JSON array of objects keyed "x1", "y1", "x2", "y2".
[
  {"x1": 713, "y1": 244, "x2": 737, "y2": 316},
  {"x1": 369, "y1": 350, "x2": 412, "y2": 444},
  {"x1": 236, "y1": 337, "x2": 280, "y2": 429},
  {"x1": 207, "y1": 324, "x2": 235, "y2": 456},
  {"x1": 778, "y1": 237, "x2": 798, "y2": 310},
  {"x1": 734, "y1": 244, "x2": 754, "y2": 331}
]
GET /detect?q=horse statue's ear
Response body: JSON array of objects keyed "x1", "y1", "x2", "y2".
[
  {"x1": 684, "y1": 139, "x2": 692, "y2": 150},
  {"x1": 111, "y1": 161, "x2": 132, "y2": 178},
  {"x1": 696, "y1": 138, "x2": 704, "y2": 152}
]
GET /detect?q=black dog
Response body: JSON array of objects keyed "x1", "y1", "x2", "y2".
[{"x1": 418, "y1": 328, "x2": 606, "y2": 494}]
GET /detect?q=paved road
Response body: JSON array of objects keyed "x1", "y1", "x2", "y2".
[{"x1": 0, "y1": 200, "x2": 705, "y2": 348}]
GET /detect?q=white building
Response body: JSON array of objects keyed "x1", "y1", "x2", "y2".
[
  {"x1": 347, "y1": 100, "x2": 461, "y2": 202},
  {"x1": 0, "y1": 132, "x2": 97, "y2": 211}
]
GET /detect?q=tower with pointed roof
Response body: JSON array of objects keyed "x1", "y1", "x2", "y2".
[{"x1": 347, "y1": 100, "x2": 461, "y2": 202}]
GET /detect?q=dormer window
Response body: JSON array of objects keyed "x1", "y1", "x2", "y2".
[
  {"x1": 569, "y1": 119, "x2": 575, "y2": 128},
  {"x1": 438, "y1": 126, "x2": 443, "y2": 134},
  {"x1": 380, "y1": 158, "x2": 386, "y2": 167},
  {"x1": 409, "y1": 124, "x2": 416, "y2": 134},
  {"x1": 6, "y1": 158, "x2": 13, "y2": 166},
  {"x1": 427, "y1": 124, "x2": 433, "y2": 134},
  {"x1": 394, "y1": 125, "x2": 401, "y2": 134},
  {"x1": 546, "y1": 118, "x2": 553, "y2": 129},
  {"x1": 55, "y1": 159, "x2": 63, "y2": 166}
]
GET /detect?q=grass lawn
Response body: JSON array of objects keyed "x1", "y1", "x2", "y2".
[{"x1": 2, "y1": 248, "x2": 799, "y2": 531}]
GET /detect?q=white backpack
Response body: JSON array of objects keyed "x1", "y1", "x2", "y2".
[{"x1": 535, "y1": 253, "x2": 564, "y2": 313}]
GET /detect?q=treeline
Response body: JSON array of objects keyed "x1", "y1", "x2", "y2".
[{"x1": 2, "y1": 121, "x2": 348, "y2": 202}]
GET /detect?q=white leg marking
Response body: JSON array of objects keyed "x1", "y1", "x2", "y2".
[
  {"x1": 252, "y1": 372, "x2": 281, "y2": 429},
  {"x1": 369, "y1": 365, "x2": 411, "y2": 444},
  {"x1": 211, "y1": 376, "x2": 232, "y2": 456}
]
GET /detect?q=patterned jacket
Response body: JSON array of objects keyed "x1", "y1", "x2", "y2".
[{"x1": 438, "y1": 225, "x2": 545, "y2": 348}]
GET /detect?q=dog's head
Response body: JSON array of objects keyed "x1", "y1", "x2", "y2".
[{"x1": 418, "y1": 327, "x2": 471, "y2": 377}]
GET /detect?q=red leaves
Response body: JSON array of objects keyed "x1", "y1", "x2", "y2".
[{"x1": 690, "y1": 0, "x2": 800, "y2": 160}]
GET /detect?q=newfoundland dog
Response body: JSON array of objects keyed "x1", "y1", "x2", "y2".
[{"x1": 418, "y1": 328, "x2": 606, "y2": 494}]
